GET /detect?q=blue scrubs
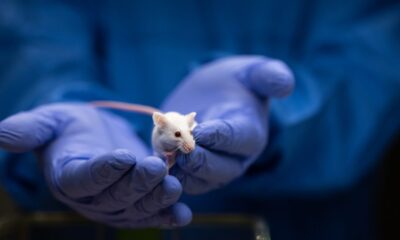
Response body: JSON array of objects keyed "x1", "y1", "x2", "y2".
[{"x1": 0, "y1": 0, "x2": 399, "y2": 239}]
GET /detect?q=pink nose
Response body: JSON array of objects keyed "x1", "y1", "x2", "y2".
[{"x1": 182, "y1": 143, "x2": 195, "y2": 153}]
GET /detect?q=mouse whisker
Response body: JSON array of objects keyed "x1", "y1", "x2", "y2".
[{"x1": 171, "y1": 146, "x2": 180, "y2": 152}]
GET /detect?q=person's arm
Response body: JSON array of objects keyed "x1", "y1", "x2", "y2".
[
  {"x1": 235, "y1": 2, "x2": 400, "y2": 197},
  {"x1": 159, "y1": 1, "x2": 400, "y2": 199},
  {"x1": 0, "y1": 1, "x2": 192, "y2": 227},
  {"x1": 0, "y1": 0, "x2": 102, "y2": 209}
]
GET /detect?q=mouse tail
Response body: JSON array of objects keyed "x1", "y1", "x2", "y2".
[{"x1": 90, "y1": 101, "x2": 160, "y2": 116}]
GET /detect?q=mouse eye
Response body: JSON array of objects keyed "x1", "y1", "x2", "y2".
[
  {"x1": 190, "y1": 130, "x2": 193, "y2": 135},
  {"x1": 174, "y1": 131, "x2": 181, "y2": 137}
]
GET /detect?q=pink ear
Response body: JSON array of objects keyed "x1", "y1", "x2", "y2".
[
  {"x1": 186, "y1": 112, "x2": 197, "y2": 127},
  {"x1": 153, "y1": 112, "x2": 166, "y2": 127}
]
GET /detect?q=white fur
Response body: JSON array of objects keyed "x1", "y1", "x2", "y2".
[{"x1": 152, "y1": 111, "x2": 197, "y2": 161}]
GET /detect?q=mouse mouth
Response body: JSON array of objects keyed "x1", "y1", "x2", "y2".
[
  {"x1": 181, "y1": 143, "x2": 195, "y2": 154},
  {"x1": 161, "y1": 142, "x2": 179, "y2": 152}
]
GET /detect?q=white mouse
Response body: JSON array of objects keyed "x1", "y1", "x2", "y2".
[
  {"x1": 91, "y1": 101, "x2": 197, "y2": 169},
  {"x1": 152, "y1": 111, "x2": 197, "y2": 168}
]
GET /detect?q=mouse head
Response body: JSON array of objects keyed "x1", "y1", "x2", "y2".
[{"x1": 153, "y1": 111, "x2": 197, "y2": 154}]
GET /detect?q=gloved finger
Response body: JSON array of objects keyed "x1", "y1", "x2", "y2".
[
  {"x1": 114, "y1": 202, "x2": 192, "y2": 228},
  {"x1": 0, "y1": 108, "x2": 60, "y2": 152},
  {"x1": 232, "y1": 56, "x2": 295, "y2": 98},
  {"x1": 83, "y1": 156, "x2": 168, "y2": 211},
  {"x1": 56, "y1": 149, "x2": 136, "y2": 199},
  {"x1": 79, "y1": 202, "x2": 192, "y2": 228},
  {"x1": 0, "y1": 104, "x2": 123, "y2": 154},
  {"x1": 95, "y1": 175, "x2": 182, "y2": 220},
  {"x1": 172, "y1": 167, "x2": 214, "y2": 195},
  {"x1": 194, "y1": 114, "x2": 267, "y2": 156},
  {"x1": 175, "y1": 145, "x2": 244, "y2": 184},
  {"x1": 128, "y1": 175, "x2": 182, "y2": 218},
  {"x1": 76, "y1": 175, "x2": 181, "y2": 221}
]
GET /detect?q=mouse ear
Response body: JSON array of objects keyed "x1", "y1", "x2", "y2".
[
  {"x1": 153, "y1": 112, "x2": 167, "y2": 127},
  {"x1": 186, "y1": 112, "x2": 197, "y2": 127}
]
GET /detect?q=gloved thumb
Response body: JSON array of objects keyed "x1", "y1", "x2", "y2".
[
  {"x1": 237, "y1": 58, "x2": 295, "y2": 98},
  {"x1": 0, "y1": 108, "x2": 60, "y2": 152}
]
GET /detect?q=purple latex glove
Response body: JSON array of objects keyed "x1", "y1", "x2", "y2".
[
  {"x1": 0, "y1": 103, "x2": 192, "y2": 228},
  {"x1": 162, "y1": 56, "x2": 295, "y2": 194}
]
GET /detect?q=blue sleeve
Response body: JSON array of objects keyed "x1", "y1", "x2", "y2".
[
  {"x1": 234, "y1": 2, "x2": 400, "y2": 197},
  {"x1": 0, "y1": 0, "x2": 113, "y2": 210}
]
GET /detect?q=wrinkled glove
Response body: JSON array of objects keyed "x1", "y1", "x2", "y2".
[
  {"x1": 162, "y1": 56, "x2": 295, "y2": 194},
  {"x1": 0, "y1": 103, "x2": 192, "y2": 228}
]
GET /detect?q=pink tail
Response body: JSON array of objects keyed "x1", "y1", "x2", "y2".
[{"x1": 90, "y1": 101, "x2": 160, "y2": 116}]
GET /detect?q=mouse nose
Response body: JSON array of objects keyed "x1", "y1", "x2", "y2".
[{"x1": 182, "y1": 143, "x2": 195, "y2": 153}]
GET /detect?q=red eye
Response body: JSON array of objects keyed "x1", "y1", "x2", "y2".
[{"x1": 175, "y1": 131, "x2": 181, "y2": 137}]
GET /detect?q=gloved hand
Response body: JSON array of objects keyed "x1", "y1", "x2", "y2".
[
  {"x1": 162, "y1": 56, "x2": 295, "y2": 194},
  {"x1": 0, "y1": 103, "x2": 192, "y2": 228}
]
